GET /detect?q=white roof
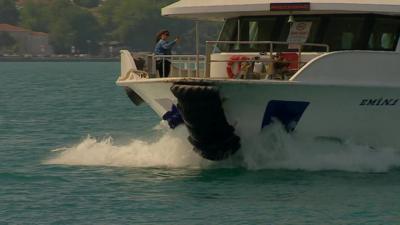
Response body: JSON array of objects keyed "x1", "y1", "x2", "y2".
[{"x1": 162, "y1": 0, "x2": 400, "y2": 20}]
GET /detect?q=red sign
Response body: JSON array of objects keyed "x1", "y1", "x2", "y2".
[{"x1": 270, "y1": 3, "x2": 310, "y2": 11}]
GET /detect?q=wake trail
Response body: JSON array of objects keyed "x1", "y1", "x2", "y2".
[{"x1": 46, "y1": 123, "x2": 400, "y2": 172}]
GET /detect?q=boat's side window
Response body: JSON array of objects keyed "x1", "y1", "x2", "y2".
[
  {"x1": 367, "y1": 17, "x2": 400, "y2": 51},
  {"x1": 341, "y1": 32, "x2": 355, "y2": 49},
  {"x1": 216, "y1": 15, "x2": 400, "y2": 52},
  {"x1": 248, "y1": 21, "x2": 259, "y2": 48},
  {"x1": 322, "y1": 16, "x2": 366, "y2": 50},
  {"x1": 216, "y1": 18, "x2": 239, "y2": 52},
  {"x1": 297, "y1": 16, "x2": 322, "y2": 51},
  {"x1": 396, "y1": 33, "x2": 400, "y2": 51},
  {"x1": 242, "y1": 17, "x2": 277, "y2": 51},
  {"x1": 302, "y1": 17, "x2": 322, "y2": 43}
]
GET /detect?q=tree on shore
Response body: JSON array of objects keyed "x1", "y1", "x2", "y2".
[
  {"x1": 98, "y1": 0, "x2": 205, "y2": 52},
  {"x1": 19, "y1": 0, "x2": 51, "y2": 32},
  {"x1": 20, "y1": 0, "x2": 101, "y2": 54},
  {"x1": 15, "y1": 0, "x2": 221, "y2": 54},
  {"x1": 0, "y1": 0, "x2": 19, "y2": 25},
  {"x1": 73, "y1": 0, "x2": 100, "y2": 8},
  {"x1": 0, "y1": 31, "x2": 16, "y2": 48}
]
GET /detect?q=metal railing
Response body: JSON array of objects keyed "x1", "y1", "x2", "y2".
[
  {"x1": 204, "y1": 41, "x2": 330, "y2": 78},
  {"x1": 132, "y1": 41, "x2": 329, "y2": 79},
  {"x1": 133, "y1": 53, "x2": 206, "y2": 78},
  {"x1": 153, "y1": 55, "x2": 206, "y2": 78}
]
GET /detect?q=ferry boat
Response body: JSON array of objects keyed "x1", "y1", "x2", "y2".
[{"x1": 116, "y1": 0, "x2": 400, "y2": 161}]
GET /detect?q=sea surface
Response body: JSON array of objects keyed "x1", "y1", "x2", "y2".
[{"x1": 1, "y1": 62, "x2": 400, "y2": 225}]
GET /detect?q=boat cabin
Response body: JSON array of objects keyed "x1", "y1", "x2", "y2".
[{"x1": 136, "y1": 1, "x2": 400, "y2": 80}]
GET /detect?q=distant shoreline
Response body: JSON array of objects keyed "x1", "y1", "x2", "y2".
[{"x1": 0, "y1": 57, "x2": 119, "y2": 62}]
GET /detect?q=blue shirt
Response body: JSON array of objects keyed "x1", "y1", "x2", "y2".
[{"x1": 154, "y1": 39, "x2": 177, "y2": 55}]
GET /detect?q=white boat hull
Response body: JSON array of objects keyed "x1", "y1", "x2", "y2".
[
  {"x1": 117, "y1": 50, "x2": 400, "y2": 160},
  {"x1": 119, "y1": 78, "x2": 400, "y2": 150}
]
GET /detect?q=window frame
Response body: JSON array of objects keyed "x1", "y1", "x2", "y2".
[{"x1": 217, "y1": 14, "x2": 400, "y2": 52}]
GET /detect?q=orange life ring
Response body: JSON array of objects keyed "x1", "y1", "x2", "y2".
[{"x1": 226, "y1": 55, "x2": 250, "y2": 79}]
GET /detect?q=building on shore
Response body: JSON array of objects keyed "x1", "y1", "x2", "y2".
[{"x1": 0, "y1": 23, "x2": 54, "y2": 56}]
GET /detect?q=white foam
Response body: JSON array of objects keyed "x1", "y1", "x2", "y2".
[
  {"x1": 239, "y1": 123, "x2": 400, "y2": 172},
  {"x1": 46, "y1": 122, "x2": 400, "y2": 172},
  {"x1": 46, "y1": 126, "x2": 211, "y2": 168}
]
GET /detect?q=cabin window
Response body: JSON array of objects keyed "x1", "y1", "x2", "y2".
[
  {"x1": 217, "y1": 14, "x2": 400, "y2": 52},
  {"x1": 368, "y1": 17, "x2": 400, "y2": 50},
  {"x1": 295, "y1": 17, "x2": 321, "y2": 43},
  {"x1": 249, "y1": 21, "x2": 258, "y2": 44},
  {"x1": 240, "y1": 17, "x2": 277, "y2": 51},
  {"x1": 397, "y1": 35, "x2": 400, "y2": 51},
  {"x1": 293, "y1": 16, "x2": 322, "y2": 51},
  {"x1": 322, "y1": 16, "x2": 366, "y2": 50},
  {"x1": 216, "y1": 18, "x2": 238, "y2": 52},
  {"x1": 341, "y1": 32, "x2": 355, "y2": 49}
]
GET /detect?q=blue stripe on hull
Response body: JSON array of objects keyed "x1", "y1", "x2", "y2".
[{"x1": 262, "y1": 100, "x2": 310, "y2": 132}]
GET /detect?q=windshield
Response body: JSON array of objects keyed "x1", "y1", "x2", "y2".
[{"x1": 217, "y1": 14, "x2": 400, "y2": 52}]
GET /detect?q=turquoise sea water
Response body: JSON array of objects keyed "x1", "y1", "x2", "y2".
[{"x1": 1, "y1": 62, "x2": 400, "y2": 224}]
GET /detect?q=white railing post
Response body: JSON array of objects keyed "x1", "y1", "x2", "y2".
[
  {"x1": 152, "y1": 54, "x2": 156, "y2": 76},
  {"x1": 195, "y1": 21, "x2": 200, "y2": 78},
  {"x1": 205, "y1": 41, "x2": 211, "y2": 78},
  {"x1": 162, "y1": 57, "x2": 165, "y2": 78}
]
